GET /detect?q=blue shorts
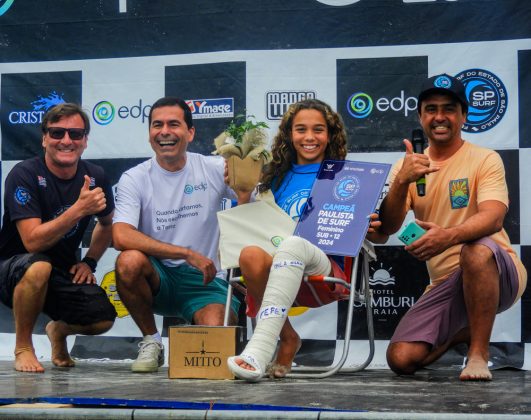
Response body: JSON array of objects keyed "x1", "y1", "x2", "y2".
[{"x1": 150, "y1": 258, "x2": 239, "y2": 322}]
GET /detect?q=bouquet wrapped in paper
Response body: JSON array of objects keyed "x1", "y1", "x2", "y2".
[{"x1": 213, "y1": 114, "x2": 271, "y2": 192}]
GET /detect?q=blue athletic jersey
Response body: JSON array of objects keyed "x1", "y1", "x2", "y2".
[
  {"x1": 272, "y1": 163, "x2": 320, "y2": 221},
  {"x1": 272, "y1": 162, "x2": 343, "y2": 269}
]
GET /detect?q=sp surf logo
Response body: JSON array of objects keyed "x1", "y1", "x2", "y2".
[{"x1": 456, "y1": 69, "x2": 508, "y2": 133}]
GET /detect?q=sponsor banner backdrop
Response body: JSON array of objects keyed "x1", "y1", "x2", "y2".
[
  {"x1": 0, "y1": 2, "x2": 530, "y2": 370},
  {"x1": 1, "y1": 71, "x2": 82, "y2": 160}
]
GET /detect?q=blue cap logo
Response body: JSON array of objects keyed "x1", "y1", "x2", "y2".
[{"x1": 433, "y1": 75, "x2": 452, "y2": 89}]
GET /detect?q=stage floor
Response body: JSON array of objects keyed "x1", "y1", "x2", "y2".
[{"x1": 0, "y1": 361, "x2": 530, "y2": 418}]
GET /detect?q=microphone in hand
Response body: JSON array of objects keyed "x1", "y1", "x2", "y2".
[{"x1": 411, "y1": 128, "x2": 426, "y2": 196}]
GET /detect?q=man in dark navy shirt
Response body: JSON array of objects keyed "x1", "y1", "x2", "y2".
[{"x1": 0, "y1": 103, "x2": 116, "y2": 372}]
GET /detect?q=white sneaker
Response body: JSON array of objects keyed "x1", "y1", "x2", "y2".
[{"x1": 131, "y1": 338, "x2": 164, "y2": 373}]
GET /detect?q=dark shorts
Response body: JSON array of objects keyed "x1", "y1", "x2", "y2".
[
  {"x1": 0, "y1": 253, "x2": 117, "y2": 326},
  {"x1": 150, "y1": 258, "x2": 240, "y2": 322},
  {"x1": 390, "y1": 237, "x2": 519, "y2": 348}
]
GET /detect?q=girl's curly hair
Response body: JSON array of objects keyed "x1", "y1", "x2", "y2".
[{"x1": 259, "y1": 98, "x2": 348, "y2": 193}]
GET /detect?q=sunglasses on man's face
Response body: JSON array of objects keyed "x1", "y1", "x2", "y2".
[{"x1": 45, "y1": 127, "x2": 87, "y2": 141}]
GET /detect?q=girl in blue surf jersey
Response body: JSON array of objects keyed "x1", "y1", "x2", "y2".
[{"x1": 227, "y1": 99, "x2": 382, "y2": 382}]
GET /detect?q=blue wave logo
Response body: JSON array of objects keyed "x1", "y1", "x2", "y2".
[
  {"x1": 333, "y1": 176, "x2": 360, "y2": 201},
  {"x1": 0, "y1": 0, "x2": 14, "y2": 16},
  {"x1": 456, "y1": 69, "x2": 507, "y2": 133},
  {"x1": 14, "y1": 186, "x2": 30, "y2": 206},
  {"x1": 93, "y1": 101, "x2": 115, "y2": 125},
  {"x1": 433, "y1": 75, "x2": 452, "y2": 89},
  {"x1": 347, "y1": 92, "x2": 373, "y2": 119},
  {"x1": 31, "y1": 92, "x2": 65, "y2": 111},
  {"x1": 184, "y1": 185, "x2": 194, "y2": 194}
]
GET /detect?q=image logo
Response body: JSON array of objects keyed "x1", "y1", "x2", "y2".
[
  {"x1": 333, "y1": 175, "x2": 360, "y2": 201},
  {"x1": 455, "y1": 69, "x2": 508, "y2": 133},
  {"x1": 185, "y1": 98, "x2": 234, "y2": 120},
  {"x1": 0, "y1": 0, "x2": 14, "y2": 16},
  {"x1": 14, "y1": 186, "x2": 30, "y2": 206},
  {"x1": 9, "y1": 92, "x2": 65, "y2": 125},
  {"x1": 449, "y1": 178, "x2": 470, "y2": 209},
  {"x1": 347, "y1": 92, "x2": 373, "y2": 119},
  {"x1": 184, "y1": 184, "x2": 194, "y2": 194},
  {"x1": 93, "y1": 101, "x2": 115, "y2": 125},
  {"x1": 266, "y1": 91, "x2": 316, "y2": 120}
]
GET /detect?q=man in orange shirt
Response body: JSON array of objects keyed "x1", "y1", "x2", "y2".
[{"x1": 378, "y1": 74, "x2": 527, "y2": 381}]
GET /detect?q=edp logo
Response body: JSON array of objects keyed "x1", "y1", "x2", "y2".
[{"x1": 347, "y1": 91, "x2": 417, "y2": 119}]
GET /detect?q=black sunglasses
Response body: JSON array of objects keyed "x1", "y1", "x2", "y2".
[{"x1": 46, "y1": 127, "x2": 87, "y2": 141}]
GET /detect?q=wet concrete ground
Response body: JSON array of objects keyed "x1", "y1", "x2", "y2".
[{"x1": 0, "y1": 361, "x2": 530, "y2": 416}]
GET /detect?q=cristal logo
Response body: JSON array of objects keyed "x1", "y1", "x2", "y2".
[
  {"x1": 347, "y1": 91, "x2": 417, "y2": 119},
  {"x1": 455, "y1": 69, "x2": 508, "y2": 133},
  {"x1": 93, "y1": 101, "x2": 115, "y2": 125},
  {"x1": 92, "y1": 99, "x2": 152, "y2": 125},
  {"x1": 0, "y1": 0, "x2": 14, "y2": 16},
  {"x1": 8, "y1": 92, "x2": 65, "y2": 125}
]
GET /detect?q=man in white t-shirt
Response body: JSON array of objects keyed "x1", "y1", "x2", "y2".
[{"x1": 112, "y1": 97, "x2": 253, "y2": 373}]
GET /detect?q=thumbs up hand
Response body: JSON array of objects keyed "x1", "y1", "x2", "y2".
[{"x1": 76, "y1": 175, "x2": 106, "y2": 216}]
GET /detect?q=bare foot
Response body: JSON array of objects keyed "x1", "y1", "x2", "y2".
[
  {"x1": 268, "y1": 334, "x2": 302, "y2": 378},
  {"x1": 46, "y1": 321, "x2": 75, "y2": 368},
  {"x1": 233, "y1": 357, "x2": 256, "y2": 371},
  {"x1": 460, "y1": 357, "x2": 492, "y2": 381},
  {"x1": 14, "y1": 347, "x2": 44, "y2": 373}
]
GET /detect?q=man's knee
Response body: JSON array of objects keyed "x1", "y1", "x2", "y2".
[
  {"x1": 19, "y1": 261, "x2": 53, "y2": 289},
  {"x1": 115, "y1": 250, "x2": 150, "y2": 283},
  {"x1": 460, "y1": 242, "x2": 495, "y2": 273},
  {"x1": 386, "y1": 342, "x2": 424, "y2": 375},
  {"x1": 90, "y1": 319, "x2": 115, "y2": 335},
  {"x1": 193, "y1": 303, "x2": 227, "y2": 326}
]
